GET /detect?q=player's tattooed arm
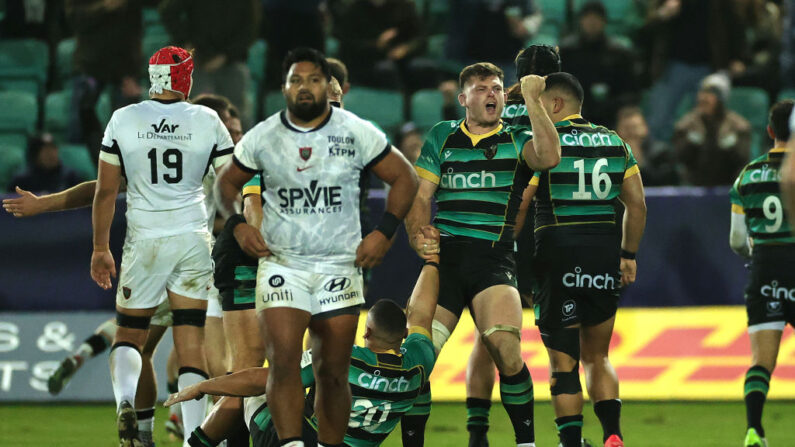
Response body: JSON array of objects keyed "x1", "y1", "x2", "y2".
[
  {"x1": 405, "y1": 179, "x2": 440, "y2": 260},
  {"x1": 215, "y1": 162, "x2": 270, "y2": 258},
  {"x1": 617, "y1": 172, "x2": 647, "y2": 286},
  {"x1": 164, "y1": 367, "x2": 270, "y2": 406},
  {"x1": 520, "y1": 74, "x2": 561, "y2": 170},
  {"x1": 357, "y1": 147, "x2": 419, "y2": 268},
  {"x1": 90, "y1": 161, "x2": 122, "y2": 290},
  {"x1": 406, "y1": 225, "x2": 440, "y2": 336}
]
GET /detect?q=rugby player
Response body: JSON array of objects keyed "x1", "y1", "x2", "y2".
[
  {"x1": 784, "y1": 110, "x2": 795, "y2": 224},
  {"x1": 406, "y1": 61, "x2": 561, "y2": 447},
  {"x1": 214, "y1": 47, "x2": 418, "y2": 447},
  {"x1": 90, "y1": 46, "x2": 234, "y2": 446},
  {"x1": 730, "y1": 100, "x2": 795, "y2": 447},
  {"x1": 521, "y1": 73, "x2": 645, "y2": 447},
  {"x1": 462, "y1": 45, "x2": 562, "y2": 447},
  {"x1": 165, "y1": 237, "x2": 439, "y2": 447}
]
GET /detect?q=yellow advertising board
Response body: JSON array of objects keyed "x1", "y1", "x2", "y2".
[{"x1": 354, "y1": 306, "x2": 795, "y2": 400}]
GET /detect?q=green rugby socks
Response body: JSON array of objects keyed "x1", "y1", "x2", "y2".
[
  {"x1": 744, "y1": 365, "x2": 771, "y2": 437},
  {"x1": 499, "y1": 365, "x2": 535, "y2": 444},
  {"x1": 466, "y1": 397, "x2": 491, "y2": 446}
]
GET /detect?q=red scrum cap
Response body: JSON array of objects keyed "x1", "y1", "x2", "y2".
[{"x1": 148, "y1": 46, "x2": 194, "y2": 98}]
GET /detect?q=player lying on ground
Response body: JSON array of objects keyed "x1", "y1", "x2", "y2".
[
  {"x1": 730, "y1": 99, "x2": 795, "y2": 447},
  {"x1": 165, "y1": 238, "x2": 440, "y2": 447}
]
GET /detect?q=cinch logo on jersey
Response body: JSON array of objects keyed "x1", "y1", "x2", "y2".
[
  {"x1": 748, "y1": 164, "x2": 782, "y2": 182},
  {"x1": 357, "y1": 371, "x2": 411, "y2": 392},
  {"x1": 561, "y1": 130, "x2": 614, "y2": 147},
  {"x1": 277, "y1": 180, "x2": 343, "y2": 214},
  {"x1": 137, "y1": 118, "x2": 192, "y2": 141},
  {"x1": 503, "y1": 103, "x2": 527, "y2": 118},
  {"x1": 562, "y1": 267, "x2": 617, "y2": 290},
  {"x1": 440, "y1": 168, "x2": 497, "y2": 189},
  {"x1": 760, "y1": 281, "x2": 795, "y2": 301}
]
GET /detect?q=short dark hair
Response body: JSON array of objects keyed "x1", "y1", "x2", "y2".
[
  {"x1": 515, "y1": 45, "x2": 561, "y2": 80},
  {"x1": 26, "y1": 133, "x2": 56, "y2": 165},
  {"x1": 282, "y1": 47, "x2": 331, "y2": 82},
  {"x1": 326, "y1": 57, "x2": 349, "y2": 86},
  {"x1": 459, "y1": 62, "x2": 504, "y2": 89},
  {"x1": 769, "y1": 99, "x2": 794, "y2": 141},
  {"x1": 192, "y1": 94, "x2": 238, "y2": 119},
  {"x1": 544, "y1": 72, "x2": 584, "y2": 105},
  {"x1": 579, "y1": 1, "x2": 607, "y2": 19},
  {"x1": 368, "y1": 299, "x2": 407, "y2": 340}
]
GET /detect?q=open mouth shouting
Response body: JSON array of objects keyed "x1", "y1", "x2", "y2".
[{"x1": 485, "y1": 101, "x2": 497, "y2": 114}]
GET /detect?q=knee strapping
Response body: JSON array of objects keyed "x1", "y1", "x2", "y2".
[
  {"x1": 431, "y1": 320, "x2": 451, "y2": 354},
  {"x1": 482, "y1": 324, "x2": 521, "y2": 339},
  {"x1": 116, "y1": 312, "x2": 151, "y2": 330},
  {"x1": 172, "y1": 309, "x2": 207, "y2": 327},
  {"x1": 550, "y1": 366, "x2": 582, "y2": 396},
  {"x1": 540, "y1": 326, "x2": 580, "y2": 359}
]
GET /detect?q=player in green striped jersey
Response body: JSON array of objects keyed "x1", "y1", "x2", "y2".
[
  {"x1": 729, "y1": 100, "x2": 795, "y2": 447},
  {"x1": 166, "y1": 243, "x2": 441, "y2": 447},
  {"x1": 521, "y1": 73, "x2": 646, "y2": 447},
  {"x1": 406, "y1": 62, "x2": 561, "y2": 447}
]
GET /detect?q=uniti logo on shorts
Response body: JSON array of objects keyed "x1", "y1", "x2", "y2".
[
  {"x1": 562, "y1": 267, "x2": 617, "y2": 290},
  {"x1": 760, "y1": 281, "x2": 795, "y2": 301}
]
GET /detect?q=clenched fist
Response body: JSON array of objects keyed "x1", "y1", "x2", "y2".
[{"x1": 520, "y1": 74, "x2": 546, "y2": 102}]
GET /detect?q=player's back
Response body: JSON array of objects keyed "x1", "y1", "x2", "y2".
[
  {"x1": 101, "y1": 99, "x2": 232, "y2": 240},
  {"x1": 731, "y1": 149, "x2": 795, "y2": 251},
  {"x1": 534, "y1": 115, "x2": 637, "y2": 236}
]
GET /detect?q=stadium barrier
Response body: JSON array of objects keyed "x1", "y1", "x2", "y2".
[
  {"x1": 0, "y1": 187, "x2": 747, "y2": 311},
  {"x1": 1, "y1": 307, "x2": 792, "y2": 402}
]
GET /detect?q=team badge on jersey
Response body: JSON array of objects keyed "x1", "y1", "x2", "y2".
[
  {"x1": 299, "y1": 147, "x2": 312, "y2": 161},
  {"x1": 483, "y1": 144, "x2": 498, "y2": 160},
  {"x1": 123, "y1": 287, "x2": 132, "y2": 299}
]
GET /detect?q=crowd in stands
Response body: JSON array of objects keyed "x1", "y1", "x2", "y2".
[{"x1": 1, "y1": 0, "x2": 794, "y2": 193}]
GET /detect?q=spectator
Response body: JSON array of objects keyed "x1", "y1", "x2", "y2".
[
  {"x1": 673, "y1": 74, "x2": 751, "y2": 186},
  {"x1": 643, "y1": 0, "x2": 745, "y2": 143},
  {"x1": 330, "y1": 0, "x2": 436, "y2": 90},
  {"x1": 1, "y1": 0, "x2": 65, "y2": 45},
  {"x1": 731, "y1": 0, "x2": 782, "y2": 98},
  {"x1": 445, "y1": 0, "x2": 540, "y2": 83},
  {"x1": 262, "y1": 0, "x2": 325, "y2": 90},
  {"x1": 395, "y1": 122, "x2": 423, "y2": 164},
  {"x1": 559, "y1": 1, "x2": 640, "y2": 128},
  {"x1": 159, "y1": 0, "x2": 259, "y2": 127},
  {"x1": 8, "y1": 134, "x2": 84, "y2": 193},
  {"x1": 65, "y1": 0, "x2": 145, "y2": 161},
  {"x1": 615, "y1": 106, "x2": 679, "y2": 186}
]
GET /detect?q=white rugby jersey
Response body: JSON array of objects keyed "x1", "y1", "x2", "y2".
[
  {"x1": 99, "y1": 99, "x2": 234, "y2": 240},
  {"x1": 233, "y1": 107, "x2": 390, "y2": 274}
]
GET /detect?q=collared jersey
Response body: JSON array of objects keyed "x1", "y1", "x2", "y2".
[
  {"x1": 99, "y1": 99, "x2": 234, "y2": 240},
  {"x1": 233, "y1": 108, "x2": 389, "y2": 275},
  {"x1": 730, "y1": 148, "x2": 795, "y2": 245},
  {"x1": 414, "y1": 119, "x2": 534, "y2": 242},
  {"x1": 533, "y1": 115, "x2": 638, "y2": 231}
]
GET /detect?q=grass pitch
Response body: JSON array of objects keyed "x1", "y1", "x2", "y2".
[{"x1": 0, "y1": 401, "x2": 793, "y2": 446}]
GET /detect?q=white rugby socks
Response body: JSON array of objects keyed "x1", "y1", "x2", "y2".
[
  {"x1": 109, "y1": 344, "x2": 142, "y2": 408},
  {"x1": 178, "y1": 367, "x2": 210, "y2": 447}
]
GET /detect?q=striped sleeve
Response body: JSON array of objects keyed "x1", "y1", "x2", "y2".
[
  {"x1": 624, "y1": 142, "x2": 639, "y2": 179},
  {"x1": 414, "y1": 125, "x2": 444, "y2": 184},
  {"x1": 242, "y1": 173, "x2": 262, "y2": 197},
  {"x1": 729, "y1": 173, "x2": 744, "y2": 214}
]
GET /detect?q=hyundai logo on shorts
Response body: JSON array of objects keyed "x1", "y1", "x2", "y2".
[{"x1": 324, "y1": 277, "x2": 351, "y2": 292}]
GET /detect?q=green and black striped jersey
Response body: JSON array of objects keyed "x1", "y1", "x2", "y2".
[
  {"x1": 730, "y1": 148, "x2": 794, "y2": 245},
  {"x1": 533, "y1": 115, "x2": 638, "y2": 231},
  {"x1": 502, "y1": 98, "x2": 529, "y2": 124},
  {"x1": 249, "y1": 332, "x2": 436, "y2": 447},
  {"x1": 414, "y1": 119, "x2": 534, "y2": 242}
]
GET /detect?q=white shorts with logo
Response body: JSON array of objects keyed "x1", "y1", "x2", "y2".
[
  {"x1": 255, "y1": 259, "x2": 364, "y2": 315},
  {"x1": 116, "y1": 232, "x2": 213, "y2": 310},
  {"x1": 150, "y1": 284, "x2": 222, "y2": 327}
]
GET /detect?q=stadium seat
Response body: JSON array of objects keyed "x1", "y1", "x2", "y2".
[
  {"x1": 247, "y1": 39, "x2": 267, "y2": 83},
  {"x1": 777, "y1": 88, "x2": 795, "y2": 101},
  {"x1": 343, "y1": 87, "x2": 404, "y2": 130},
  {"x1": 0, "y1": 39, "x2": 49, "y2": 96},
  {"x1": 44, "y1": 90, "x2": 71, "y2": 142},
  {"x1": 0, "y1": 91, "x2": 37, "y2": 136},
  {"x1": 142, "y1": 27, "x2": 171, "y2": 61},
  {"x1": 527, "y1": 33, "x2": 558, "y2": 47},
  {"x1": 55, "y1": 38, "x2": 76, "y2": 88},
  {"x1": 427, "y1": 34, "x2": 446, "y2": 60},
  {"x1": 728, "y1": 87, "x2": 769, "y2": 131},
  {"x1": 410, "y1": 89, "x2": 445, "y2": 129},
  {"x1": 326, "y1": 37, "x2": 340, "y2": 58},
  {"x1": 0, "y1": 78, "x2": 39, "y2": 96},
  {"x1": 262, "y1": 90, "x2": 285, "y2": 118},
  {"x1": 0, "y1": 145, "x2": 26, "y2": 193},
  {"x1": 60, "y1": 144, "x2": 97, "y2": 180},
  {"x1": 142, "y1": 7, "x2": 161, "y2": 27}
]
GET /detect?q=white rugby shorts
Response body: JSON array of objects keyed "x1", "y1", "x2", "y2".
[{"x1": 255, "y1": 259, "x2": 364, "y2": 315}]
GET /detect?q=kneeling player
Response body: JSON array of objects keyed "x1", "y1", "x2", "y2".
[{"x1": 730, "y1": 100, "x2": 795, "y2": 447}]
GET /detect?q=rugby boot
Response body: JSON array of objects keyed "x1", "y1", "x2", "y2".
[
  {"x1": 117, "y1": 400, "x2": 143, "y2": 447},
  {"x1": 47, "y1": 355, "x2": 81, "y2": 395},
  {"x1": 604, "y1": 434, "x2": 624, "y2": 447},
  {"x1": 744, "y1": 428, "x2": 768, "y2": 447}
]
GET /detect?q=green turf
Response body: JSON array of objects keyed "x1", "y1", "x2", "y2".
[{"x1": 0, "y1": 401, "x2": 792, "y2": 446}]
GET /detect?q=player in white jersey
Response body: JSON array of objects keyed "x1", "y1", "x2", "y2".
[
  {"x1": 90, "y1": 46, "x2": 234, "y2": 447},
  {"x1": 214, "y1": 48, "x2": 419, "y2": 447}
]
